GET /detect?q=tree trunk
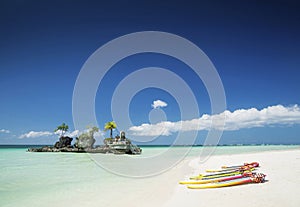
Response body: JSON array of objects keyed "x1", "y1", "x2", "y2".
[{"x1": 110, "y1": 129, "x2": 112, "y2": 138}]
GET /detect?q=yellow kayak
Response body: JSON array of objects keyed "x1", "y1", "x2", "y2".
[
  {"x1": 221, "y1": 162, "x2": 259, "y2": 169},
  {"x1": 189, "y1": 169, "x2": 253, "y2": 180},
  {"x1": 206, "y1": 168, "x2": 240, "y2": 173},
  {"x1": 180, "y1": 174, "x2": 245, "y2": 184},
  {"x1": 206, "y1": 162, "x2": 259, "y2": 173},
  {"x1": 187, "y1": 178, "x2": 252, "y2": 189},
  {"x1": 187, "y1": 173, "x2": 266, "y2": 189}
]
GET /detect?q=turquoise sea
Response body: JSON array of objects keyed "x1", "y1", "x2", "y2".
[{"x1": 1, "y1": 145, "x2": 299, "y2": 207}]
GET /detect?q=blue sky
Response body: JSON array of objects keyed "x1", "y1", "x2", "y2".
[{"x1": 0, "y1": 0, "x2": 299, "y2": 145}]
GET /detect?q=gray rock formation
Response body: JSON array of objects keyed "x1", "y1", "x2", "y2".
[
  {"x1": 54, "y1": 136, "x2": 73, "y2": 148},
  {"x1": 74, "y1": 135, "x2": 95, "y2": 149}
]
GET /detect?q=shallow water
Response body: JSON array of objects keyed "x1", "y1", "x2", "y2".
[{"x1": 0, "y1": 145, "x2": 299, "y2": 206}]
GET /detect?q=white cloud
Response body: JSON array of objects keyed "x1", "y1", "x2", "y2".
[
  {"x1": 94, "y1": 131, "x2": 105, "y2": 138},
  {"x1": 0, "y1": 129, "x2": 10, "y2": 133},
  {"x1": 152, "y1": 100, "x2": 168, "y2": 109},
  {"x1": 129, "y1": 104, "x2": 300, "y2": 136},
  {"x1": 19, "y1": 131, "x2": 53, "y2": 139},
  {"x1": 54, "y1": 129, "x2": 80, "y2": 137},
  {"x1": 67, "y1": 130, "x2": 80, "y2": 137},
  {"x1": 54, "y1": 129, "x2": 104, "y2": 138},
  {"x1": 19, "y1": 129, "x2": 98, "y2": 139}
]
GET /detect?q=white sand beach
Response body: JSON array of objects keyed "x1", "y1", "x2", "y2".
[{"x1": 162, "y1": 149, "x2": 300, "y2": 207}]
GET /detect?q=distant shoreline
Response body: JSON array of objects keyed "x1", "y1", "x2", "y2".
[{"x1": 1, "y1": 144, "x2": 299, "y2": 148}]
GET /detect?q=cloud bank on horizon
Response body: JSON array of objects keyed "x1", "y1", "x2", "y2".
[
  {"x1": 19, "y1": 131, "x2": 53, "y2": 139},
  {"x1": 129, "y1": 104, "x2": 300, "y2": 136},
  {"x1": 19, "y1": 130, "x2": 79, "y2": 139},
  {"x1": 18, "y1": 129, "x2": 103, "y2": 139},
  {"x1": 0, "y1": 129, "x2": 10, "y2": 133},
  {"x1": 12, "y1": 104, "x2": 300, "y2": 139}
]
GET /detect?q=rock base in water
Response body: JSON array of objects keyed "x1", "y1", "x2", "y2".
[{"x1": 27, "y1": 145, "x2": 141, "y2": 154}]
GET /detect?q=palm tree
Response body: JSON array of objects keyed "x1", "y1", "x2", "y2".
[
  {"x1": 104, "y1": 121, "x2": 117, "y2": 138},
  {"x1": 54, "y1": 123, "x2": 69, "y2": 137}
]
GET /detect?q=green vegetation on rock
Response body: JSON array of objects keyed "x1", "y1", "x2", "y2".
[{"x1": 54, "y1": 123, "x2": 69, "y2": 137}]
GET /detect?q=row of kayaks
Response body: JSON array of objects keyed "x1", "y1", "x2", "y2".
[{"x1": 179, "y1": 162, "x2": 266, "y2": 189}]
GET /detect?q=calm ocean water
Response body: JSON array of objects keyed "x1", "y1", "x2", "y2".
[{"x1": 0, "y1": 145, "x2": 299, "y2": 207}]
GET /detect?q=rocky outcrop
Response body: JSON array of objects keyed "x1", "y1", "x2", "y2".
[
  {"x1": 27, "y1": 131, "x2": 141, "y2": 154},
  {"x1": 54, "y1": 136, "x2": 73, "y2": 148},
  {"x1": 28, "y1": 146, "x2": 86, "y2": 153},
  {"x1": 74, "y1": 136, "x2": 95, "y2": 149},
  {"x1": 27, "y1": 146, "x2": 127, "y2": 153}
]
